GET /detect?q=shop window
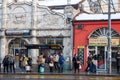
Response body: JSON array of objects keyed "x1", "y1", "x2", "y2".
[
  {"x1": 56, "y1": 38, "x2": 63, "y2": 45},
  {"x1": 39, "y1": 38, "x2": 46, "y2": 44},
  {"x1": 47, "y1": 38, "x2": 54, "y2": 44}
]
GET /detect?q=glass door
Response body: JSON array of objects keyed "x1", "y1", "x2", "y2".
[
  {"x1": 97, "y1": 46, "x2": 106, "y2": 70},
  {"x1": 88, "y1": 46, "x2": 107, "y2": 72}
]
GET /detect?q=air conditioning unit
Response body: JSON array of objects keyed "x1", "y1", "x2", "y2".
[{"x1": 76, "y1": 24, "x2": 84, "y2": 29}]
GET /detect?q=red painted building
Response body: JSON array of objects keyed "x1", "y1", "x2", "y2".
[{"x1": 73, "y1": 13, "x2": 120, "y2": 72}]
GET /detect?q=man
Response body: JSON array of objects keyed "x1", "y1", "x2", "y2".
[
  {"x1": 58, "y1": 53, "x2": 65, "y2": 73},
  {"x1": 116, "y1": 51, "x2": 120, "y2": 73},
  {"x1": 8, "y1": 54, "x2": 15, "y2": 73}
]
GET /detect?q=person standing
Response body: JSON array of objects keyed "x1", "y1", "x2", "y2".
[
  {"x1": 116, "y1": 51, "x2": 120, "y2": 73},
  {"x1": 20, "y1": 55, "x2": 28, "y2": 72},
  {"x1": 72, "y1": 54, "x2": 80, "y2": 73},
  {"x1": 2, "y1": 55, "x2": 9, "y2": 73},
  {"x1": 8, "y1": 54, "x2": 15, "y2": 73},
  {"x1": 53, "y1": 53, "x2": 59, "y2": 71},
  {"x1": 85, "y1": 53, "x2": 93, "y2": 72},
  {"x1": 37, "y1": 55, "x2": 45, "y2": 73},
  {"x1": 49, "y1": 55, "x2": 54, "y2": 72},
  {"x1": 58, "y1": 53, "x2": 65, "y2": 73},
  {"x1": 0, "y1": 57, "x2": 2, "y2": 72},
  {"x1": 27, "y1": 56, "x2": 32, "y2": 72}
]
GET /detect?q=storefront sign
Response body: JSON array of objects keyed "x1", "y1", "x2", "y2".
[
  {"x1": 111, "y1": 38, "x2": 119, "y2": 46},
  {"x1": 89, "y1": 38, "x2": 119, "y2": 46},
  {"x1": 5, "y1": 30, "x2": 30, "y2": 36},
  {"x1": 89, "y1": 38, "x2": 108, "y2": 46}
]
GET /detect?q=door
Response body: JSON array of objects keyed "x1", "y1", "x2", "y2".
[
  {"x1": 97, "y1": 46, "x2": 106, "y2": 70},
  {"x1": 88, "y1": 46, "x2": 107, "y2": 71}
]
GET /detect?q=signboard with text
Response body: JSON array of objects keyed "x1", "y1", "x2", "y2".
[
  {"x1": 5, "y1": 30, "x2": 30, "y2": 36},
  {"x1": 89, "y1": 38, "x2": 119, "y2": 46}
]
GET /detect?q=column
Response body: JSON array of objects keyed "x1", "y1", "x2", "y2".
[
  {"x1": 64, "y1": 6, "x2": 73, "y2": 69},
  {"x1": 0, "y1": 0, "x2": 7, "y2": 60},
  {"x1": 30, "y1": 0, "x2": 38, "y2": 64}
]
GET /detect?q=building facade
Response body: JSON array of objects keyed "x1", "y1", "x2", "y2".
[
  {"x1": 0, "y1": 0, "x2": 73, "y2": 69},
  {"x1": 73, "y1": 13, "x2": 120, "y2": 71}
]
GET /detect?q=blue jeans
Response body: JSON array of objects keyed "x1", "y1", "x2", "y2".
[{"x1": 58, "y1": 63, "x2": 64, "y2": 73}]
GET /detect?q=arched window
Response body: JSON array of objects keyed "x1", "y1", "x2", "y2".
[{"x1": 89, "y1": 27, "x2": 120, "y2": 38}]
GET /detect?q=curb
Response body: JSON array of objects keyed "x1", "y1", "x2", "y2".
[{"x1": 0, "y1": 72, "x2": 119, "y2": 77}]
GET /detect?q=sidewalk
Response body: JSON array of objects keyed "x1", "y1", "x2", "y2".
[{"x1": 0, "y1": 68, "x2": 119, "y2": 77}]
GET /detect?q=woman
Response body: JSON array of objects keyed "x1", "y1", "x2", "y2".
[
  {"x1": 72, "y1": 54, "x2": 80, "y2": 73},
  {"x1": 37, "y1": 55, "x2": 45, "y2": 73},
  {"x1": 85, "y1": 53, "x2": 93, "y2": 72}
]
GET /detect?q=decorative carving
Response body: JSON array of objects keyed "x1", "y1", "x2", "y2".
[{"x1": 13, "y1": 14, "x2": 26, "y2": 24}]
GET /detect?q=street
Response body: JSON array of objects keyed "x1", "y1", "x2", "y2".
[{"x1": 0, "y1": 74, "x2": 120, "y2": 80}]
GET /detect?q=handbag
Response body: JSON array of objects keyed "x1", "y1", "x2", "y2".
[
  {"x1": 79, "y1": 65, "x2": 81, "y2": 69},
  {"x1": 77, "y1": 61, "x2": 80, "y2": 64},
  {"x1": 49, "y1": 63, "x2": 54, "y2": 67}
]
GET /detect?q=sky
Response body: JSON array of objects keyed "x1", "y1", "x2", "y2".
[
  {"x1": 6, "y1": 0, "x2": 81, "y2": 5},
  {"x1": 1, "y1": 0, "x2": 118, "y2": 10}
]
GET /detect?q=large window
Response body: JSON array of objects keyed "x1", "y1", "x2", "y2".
[{"x1": 39, "y1": 38, "x2": 63, "y2": 45}]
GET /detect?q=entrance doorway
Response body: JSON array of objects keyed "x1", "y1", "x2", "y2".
[
  {"x1": 88, "y1": 46, "x2": 118, "y2": 72},
  {"x1": 88, "y1": 27, "x2": 120, "y2": 72},
  {"x1": 88, "y1": 46, "x2": 107, "y2": 71},
  {"x1": 8, "y1": 38, "x2": 28, "y2": 67}
]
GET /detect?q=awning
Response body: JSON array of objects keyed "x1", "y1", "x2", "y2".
[{"x1": 24, "y1": 44, "x2": 63, "y2": 50}]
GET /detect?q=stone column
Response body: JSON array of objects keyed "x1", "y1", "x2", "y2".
[
  {"x1": 64, "y1": 6, "x2": 73, "y2": 69},
  {"x1": 30, "y1": 0, "x2": 38, "y2": 64},
  {"x1": 0, "y1": 0, "x2": 7, "y2": 60}
]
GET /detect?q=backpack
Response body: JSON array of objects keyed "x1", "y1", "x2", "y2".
[
  {"x1": 8, "y1": 56, "x2": 14, "y2": 64},
  {"x1": 2, "y1": 57, "x2": 8, "y2": 65}
]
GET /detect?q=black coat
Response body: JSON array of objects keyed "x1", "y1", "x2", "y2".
[
  {"x1": 72, "y1": 56, "x2": 80, "y2": 68},
  {"x1": 116, "y1": 53, "x2": 120, "y2": 66}
]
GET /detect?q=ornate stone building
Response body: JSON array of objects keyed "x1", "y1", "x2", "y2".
[{"x1": 0, "y1": 0, "x2": 74, "y2": 69}]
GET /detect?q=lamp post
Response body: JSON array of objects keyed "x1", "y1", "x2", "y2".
[{"x1": 107, "y1": 0, "x2": 112, "y2": 74}]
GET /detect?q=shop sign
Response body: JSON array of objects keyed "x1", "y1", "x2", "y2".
[
  {"x1": 111, "y1": 38, "x2": 119, "y2": 46},
  {"x1": 89, "y1": 38, "x2": 120, "y2": 46},
  {"x1": 5, "y1": 30, "x2": 30, "y2": 36},
  {"x1": 89, "y1": 38, "x2": 108, "y2": 46}
]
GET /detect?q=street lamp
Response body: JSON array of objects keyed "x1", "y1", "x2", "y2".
[{"x1": 107, "y1": 0, "x2": 112, "y2": 74}]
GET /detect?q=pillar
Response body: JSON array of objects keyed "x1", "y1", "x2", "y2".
[
  {"x1": 0, "y1": 0, "x2": 7, "y2": 60},
  {"x1": 30, "y1": 0, "x2": 38, "y2": 64}
]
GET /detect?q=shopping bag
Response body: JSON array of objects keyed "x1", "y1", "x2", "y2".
[
  {"x1": 77, "y1": 61, "x2": 80, "y2": 64},
  {"x1": 79, "y1": 65, "x2": 81, "y2": 69},
  {"x1": 39, "y1": 66, "x2": 44, "y2": 73},
  {"x1": 25, "y1": 65, "x2": 31, "y2": 71}
]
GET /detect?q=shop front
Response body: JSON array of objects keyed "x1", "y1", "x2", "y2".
[
  {"x1": 73, "y1": 13, "x2": 120, "y2": 72},
  {"x1": 88, "y1": 37, "x2": 119, "y2": 72}
]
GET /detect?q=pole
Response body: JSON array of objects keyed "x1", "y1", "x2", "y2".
[{"x1": 107, "y1": 0, "x2": 112, "y2": 74}]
